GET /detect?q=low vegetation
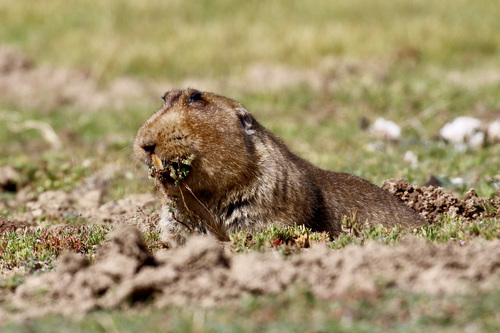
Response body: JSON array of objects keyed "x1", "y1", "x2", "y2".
[{"x1": 1, "y1": 0, "x2": 499, "y2": 331}]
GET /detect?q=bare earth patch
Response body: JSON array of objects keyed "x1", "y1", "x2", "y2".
[
  {"x1": 0, "y1": 45, "x2": 160, "y2": 112},
  {"x1": 4, "y1": 224, "x2": 499, "y2": 320},
  {"x1": 0, "y1": 45, "x2": 387, "y2": 113},
  {"x1": 0, "y1": 217, "x2": 30, "y2": 233}
]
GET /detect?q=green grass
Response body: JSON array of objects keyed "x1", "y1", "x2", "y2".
[
  {"x1": 2, "y1": 288, "x2": 499, "y2": 332},
  {"x1": 3, "y1": 0, "x2": 500, "y2": 197},
  {"x1": 0, "y1": 225, "x2": 110, "y2": 274},
  {"x1": 229, "y1": 217, "x2": 500, "y2": 255},
  {"x1": 1, "y1": 218, "x2": 497, "y2": 284},
  {"x1": 1, "y1": 0, "x2": 500, "y2": 82},
  {"x1": 0, "y1": 224, "x2": 163, "y2": 292}
]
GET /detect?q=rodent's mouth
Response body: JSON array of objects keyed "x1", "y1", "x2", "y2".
[{"x1": 148, "y1": 153, "x2": 195, "y2": 186}]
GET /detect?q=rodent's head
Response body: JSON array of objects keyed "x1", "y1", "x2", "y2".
[{"x1": 134, "y1": 89, "x2": 259, "y2": 193}]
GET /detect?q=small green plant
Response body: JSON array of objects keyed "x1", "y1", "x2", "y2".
[
  {"x1": 0, "y1": 273, "x2": 26, "y2": 291},
  {"x1": 19, "y1": 152, "x2": 90, "y2": 195},
  {"x1": 34, "y1": 212, "x2": 88, "y2": 227},
  {"x1": 0, "y1": 225, "x2": 111, "y2": 273},
  {"x1": 416, "y1": 216, "x2": 499, "y2": 243},
  {"x1": 231, "y1": 224, "x2": 329, "y2": 255},
  {"x1": 141, "y1": 229, "x2": 164, "y2": 252},
  {"x1": 230, "y1": 215, "x2": 500, "y2": 254}
]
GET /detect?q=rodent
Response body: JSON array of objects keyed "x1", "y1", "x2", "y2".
[{"x1": 134, "y1": 88, "x2": 426, "y2": 245}]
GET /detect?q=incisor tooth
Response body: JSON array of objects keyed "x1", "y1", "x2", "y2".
[{"x1": 151, "y1": 153, "x2": 164, "y2": 170}]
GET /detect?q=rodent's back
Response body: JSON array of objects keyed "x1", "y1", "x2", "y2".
[
  {"x1": 318, "y1": 171, "x2": 424, "y2": 229},
  {"x1": 248, "y1": 123, "x2": 425, "y2": 235}
]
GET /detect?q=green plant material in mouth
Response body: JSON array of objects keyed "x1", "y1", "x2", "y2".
[{"x1": 149, "y1": 154, "x2": 195, "y2": 186}]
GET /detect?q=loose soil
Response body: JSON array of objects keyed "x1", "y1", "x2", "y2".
[
  {"x1": 1, "y1": 179, "x2": 499, "y2": 321},
  {"x1": 382, "y1": 179, "x2": 500, "y2": 223},
  {"x1": 4, "y1": 225, "x2": 499, "y2": 320}
]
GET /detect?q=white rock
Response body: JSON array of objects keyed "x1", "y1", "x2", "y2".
[
  {"x1": 469, "y1": 131, "x2": 485, "y2": 148},
  {"x1": 487, "y1": 119, "x2": 500, "y2": 142},
  {"x1": 402, "y1": 150, "x2": 418, "y2": 165},
  {"x1": 450, "y1": 177, "x2": 465, "y2": 186},
  {"x1": 369, "y1": 118, "x2": 401, "y2": 141},
  {"x1": 440, "y1": 116, "x2": 483, "y2": 146}
]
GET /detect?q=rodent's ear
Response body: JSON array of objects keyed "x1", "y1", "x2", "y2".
[
  {"x1": 236, "y1": 108, "x2": 254, "y2": 135},
  {"x1": 188, "y1": 90, "x2": 204, "y2": 103}
]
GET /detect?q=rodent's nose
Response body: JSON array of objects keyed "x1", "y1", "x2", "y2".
[{"x1": 141, "y1": 143, "x2": 156, "y2": 156}]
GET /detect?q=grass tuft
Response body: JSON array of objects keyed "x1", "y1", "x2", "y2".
[{"x1": 0, "y1": 225, "x2": 110, "y2": 273}]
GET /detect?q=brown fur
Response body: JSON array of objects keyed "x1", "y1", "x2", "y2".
[{"x1": 134, "y1": 89, "x2": 426, "y2": 244}]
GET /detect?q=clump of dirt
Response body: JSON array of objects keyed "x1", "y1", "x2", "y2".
[
  {"x1": 0, "y1": 46, "x2": 31, "y2": 74},
  {"x1": 0, "y1": 166, "x2": 20, "y2": 193},
  {"x1": 382, "y1": 179, "x2": 500, "y2": 223},
  {"x1": 6, "y1": 224, "x2": 499, "y2": 319},
  {"x1": 0, "y1": 216, "x2": 30, "y2": 232}
]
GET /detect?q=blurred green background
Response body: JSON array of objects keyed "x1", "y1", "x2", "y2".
[
  {"x1": 1, "y1": 2, "x2": 500, "y2": 331},
  {"x1": 1, "y1": 0, "x2": 499, "y2": 199}
]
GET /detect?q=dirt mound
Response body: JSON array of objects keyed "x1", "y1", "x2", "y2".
[
  {"x1": 382, "y1": 179, "x2": 500, "y2": 223},
  {"x1": 0, "y1": 216, "x2": 30, "y2": 232},
  {"x1": 9, "y1": 224, "x2": 500, "y2": 318}
]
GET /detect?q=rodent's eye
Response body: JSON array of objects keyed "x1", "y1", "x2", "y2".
[
  {"x1": 161, "y1": 92, "x2": 168, "y2": 102},
  {"x1": 188, "y1": 90, "x2": 204, "y2": 103}
]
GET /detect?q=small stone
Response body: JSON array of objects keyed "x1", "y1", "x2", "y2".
[{"x1": 369, "y1": 118, "x2": 401, "y2": 141}]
